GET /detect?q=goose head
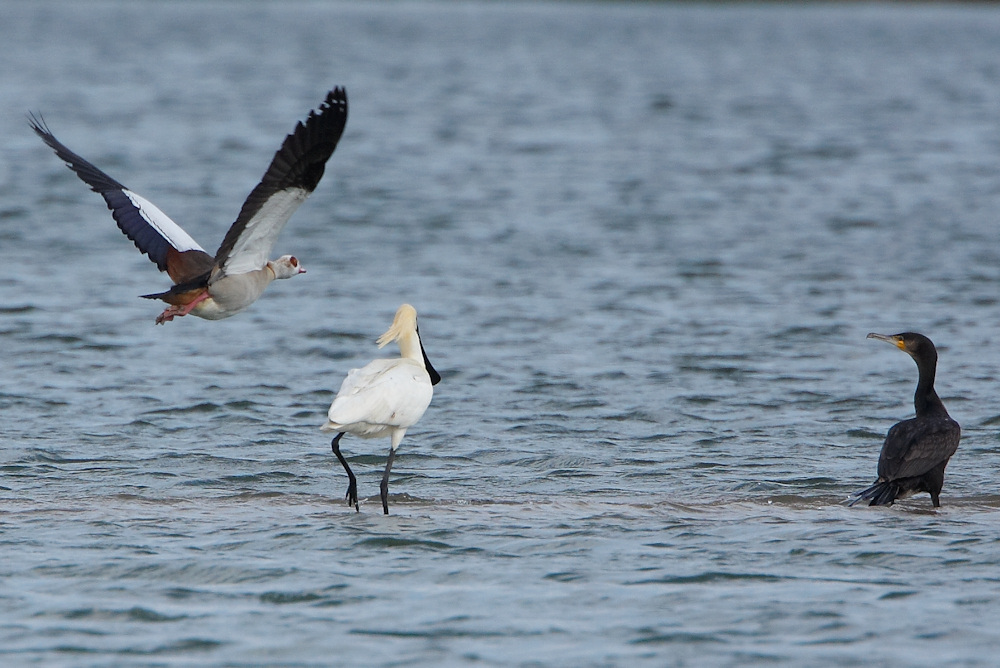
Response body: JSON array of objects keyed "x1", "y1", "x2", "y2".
[{"x1": 268, "y1": 255, "x2": 306, "y2": 279}]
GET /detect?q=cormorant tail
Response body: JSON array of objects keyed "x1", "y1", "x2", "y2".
[{"x1": 848, "y1": 480, "x2": 898, "y2": 507}]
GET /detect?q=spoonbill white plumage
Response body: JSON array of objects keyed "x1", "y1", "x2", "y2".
[
  {"x1": 30, "y1": 88, "x2": 348, "y2": 324},
  {"x1": 321, "y1": 304, "x2": 441, "y2": 514}
]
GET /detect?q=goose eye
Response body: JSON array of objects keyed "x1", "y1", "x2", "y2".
[{"x1": 289, "y1": 256, "x2": 299, "y2": 267}]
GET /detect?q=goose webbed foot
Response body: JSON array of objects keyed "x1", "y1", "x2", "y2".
[
  {"x1": 155, "y1": 307, "x2": 182, "y2": 325},
  {"x1": 155, "y1": 291, "x2": 210, "y2": 324}
]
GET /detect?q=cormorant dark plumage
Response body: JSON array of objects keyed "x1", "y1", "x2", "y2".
[{"x1": 850, "y1": 332, "x2": 960, "y2": 508}]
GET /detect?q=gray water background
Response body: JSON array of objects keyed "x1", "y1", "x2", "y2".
[{"x1": 3, "y1": 1, "x2": 1000, "y2": 665}]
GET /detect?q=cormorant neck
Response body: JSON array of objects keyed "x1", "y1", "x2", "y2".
[{"x1": 913, "y1": 357, "x2": 948, "y2": 417}]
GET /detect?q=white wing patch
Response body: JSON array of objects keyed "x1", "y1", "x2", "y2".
[
  {"x1": 124, "y1": 189, "x2": 205, "y2": 253},
  {"x1": 221, "y1": 187, "x2": 309, "y2": 275}
]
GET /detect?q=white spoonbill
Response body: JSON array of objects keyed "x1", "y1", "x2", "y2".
[
  {"x1": 30, "y1": 88, "x2": 348, "y2": 324},
  {"x1": 322, "y1": 304, "x2": 441, "y2": 514}
]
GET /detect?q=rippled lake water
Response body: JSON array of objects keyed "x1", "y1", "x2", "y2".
[{"x1": 4, "y1": 1, "x2": 1000, "y2": 665}]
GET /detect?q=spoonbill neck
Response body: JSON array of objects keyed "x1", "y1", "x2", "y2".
[{"x1": 396, "y1": 330, "x2": 424, "y2": 365}]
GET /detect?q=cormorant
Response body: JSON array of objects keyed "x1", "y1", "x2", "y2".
[{"x1": 849, "y1": 332, "x2": 961, "y2": 508}]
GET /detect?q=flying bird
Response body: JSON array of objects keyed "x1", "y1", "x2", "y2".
[
  {"x1": 850, "y1": 332, "x2": 961, "y2": 508},
  {"x1": 30, "y1": 87, "x2": 348, "y2": 324},
  {"x1": 322, "y1": 304, "x2": 441, "y2": 515}
]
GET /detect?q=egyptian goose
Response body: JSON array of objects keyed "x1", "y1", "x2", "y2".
[
  {"x1": 322, "y1": 304, "x2": 442, "y2": 514},
  {"x1": 31, "y1": 88, "x2": 348, "y2": 324}
]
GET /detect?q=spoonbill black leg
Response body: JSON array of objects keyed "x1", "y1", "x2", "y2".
[
  {"x1": 331, "y1": 432, "x2": 358, "y2": 511},
  {"x1": 380, "y1": 447, "x2": 397, "y2": 515}
]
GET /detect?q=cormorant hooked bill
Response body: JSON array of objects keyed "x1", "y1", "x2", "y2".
[{"x1": 849, "y1": 332, "x2": 960, "y2": 508}]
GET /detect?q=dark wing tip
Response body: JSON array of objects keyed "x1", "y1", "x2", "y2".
[
  {"x1": 29, "y1": 115, "x2": 181, "y2": 272},
  {"x1": 322, "y1": 86, "x2": 348, "y2": 112},
  {"x1": 214, "y1": 87, "x2": 350, "y2": 265},
  {"x1": 28, "y1": 112, "x2": 67, "y2": 156},
  {"x1": 29, "y1": 113, "x2": 129, "y2": 193},
  {"x1": 27, "y1": 111, "x2": 49, "y2": 135},
  {"x1": 268, "y1": 86, "x2": 349, "y2": 193}
]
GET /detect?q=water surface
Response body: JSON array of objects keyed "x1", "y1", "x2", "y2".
[{"x1": 3, "y1": 1, "x2": 1000, "y2": 665}]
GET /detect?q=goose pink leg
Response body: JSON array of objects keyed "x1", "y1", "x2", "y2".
[{"x1": 155, "y1": 291, "x2": 211, "y2": 325}]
